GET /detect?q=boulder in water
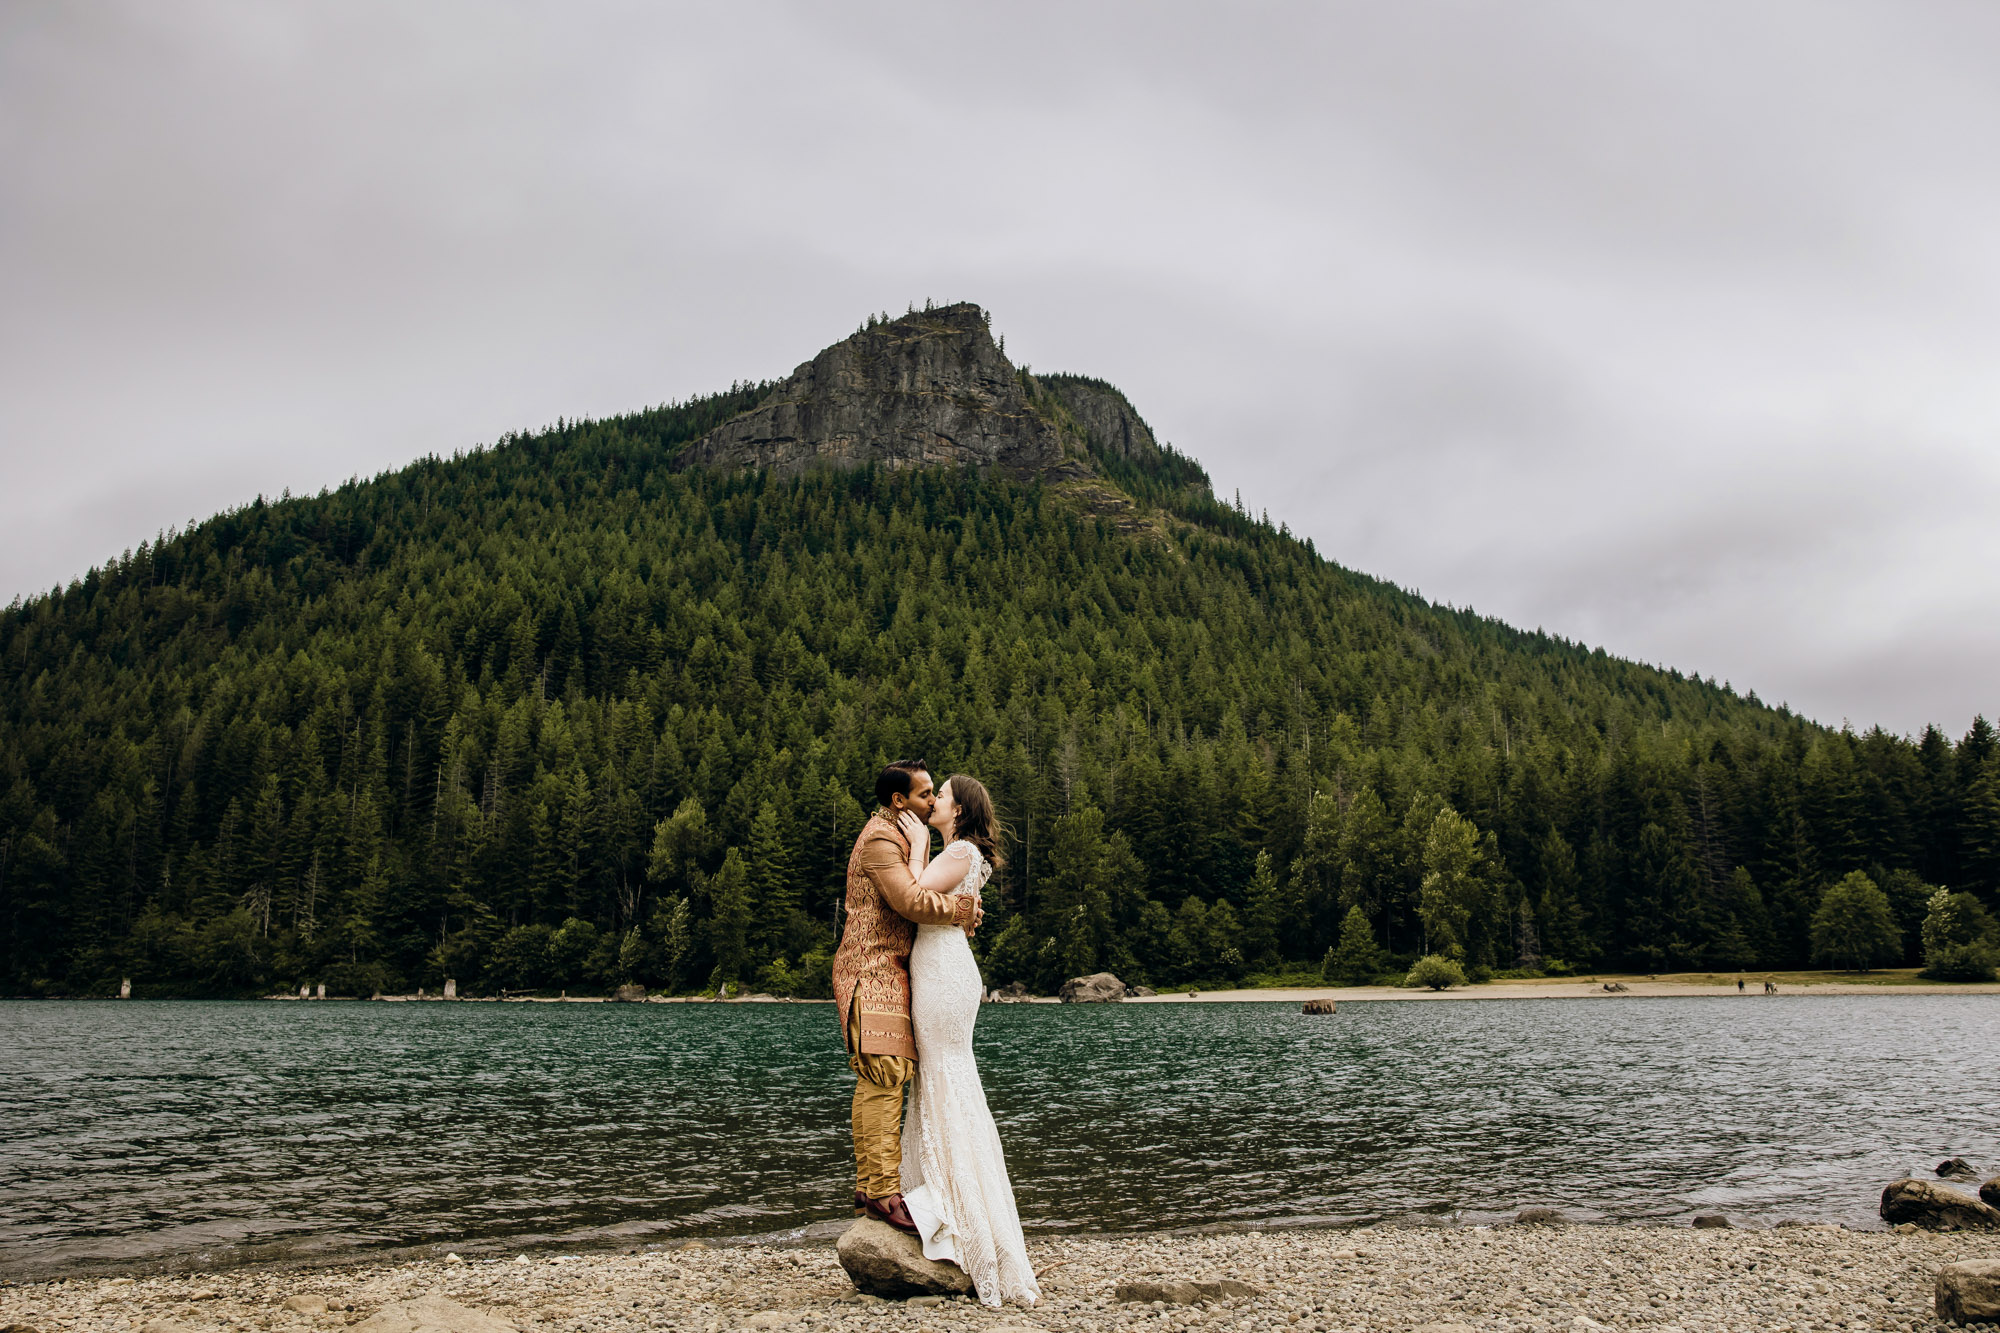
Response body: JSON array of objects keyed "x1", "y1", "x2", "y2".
[
  {"x1": 835, "y1": 1218, "x2": 973, "y2": 1298},
  {"x1": 1302, "y1": 998, "x2": 1337, "y2": 1014},
  {"x1": 1938, "y1": 1157, "x2": 1980, "y2": 1181},
  {"x1": 1880, "y1": 1178, "x2": 2000, "y2": 1231},
  {"x1": 1936, "y1": 1259, "x2": 2000, "y2": 1325},
  {"x1": 1059, "y1": 972, "x2": 1129, "y2": 1003},
  {"x1": 1984, "y1": 1177, "x2": 2000, "y2": 1210},
  {"x1": 990, "y1": 981, "x2": 1035, "y2": 1003}
]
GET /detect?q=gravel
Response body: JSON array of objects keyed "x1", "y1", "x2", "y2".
[{"x1": 4, "y1": 1224, "x2": 1992, "y2": 1333}]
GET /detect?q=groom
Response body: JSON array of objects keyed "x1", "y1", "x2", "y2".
[{"x1": 833, "y1": 759, "x2": 982, "y2": 1233}]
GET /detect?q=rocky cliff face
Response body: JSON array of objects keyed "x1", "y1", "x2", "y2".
[
  {"x1": 675, "y1": 303, "x2": 1081, "y2": 479},
  {"x1": 1038, "y1": 375, "x2": 1164, "y2": 470},
  {"x1": 673, "y1": 303, "x2": 1176, "y2": 493}
]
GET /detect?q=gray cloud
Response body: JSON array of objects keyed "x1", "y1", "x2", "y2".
[{"x1": 2, "y1": 0, "x2": 1995, "y2": 736}]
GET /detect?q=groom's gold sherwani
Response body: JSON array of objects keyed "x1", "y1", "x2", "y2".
[{"x1": 833, "y1": 811, "x2": 977, "y2": 1198}]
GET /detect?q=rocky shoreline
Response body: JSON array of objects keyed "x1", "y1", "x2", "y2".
[{"x1": 7, "y1": 1222, "x2": 1996, "y2": 1333}]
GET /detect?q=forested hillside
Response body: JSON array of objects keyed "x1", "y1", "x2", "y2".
[{"x1": 3, "y1": 317, "x2": 1997, "y2": 997}]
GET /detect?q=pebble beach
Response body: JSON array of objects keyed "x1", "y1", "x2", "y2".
[{"x1": 6, "y1": 1223, "x2": 1991, "y2": 1333}]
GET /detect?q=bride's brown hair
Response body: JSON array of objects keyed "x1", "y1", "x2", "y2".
[{"x1": 946, "y1": 775, "x2": 1006, "y2": 871}]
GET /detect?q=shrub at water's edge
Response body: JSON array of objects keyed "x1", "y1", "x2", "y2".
[
  {"x1": 1406, "y1": 955, "x2": 1468, "y2": 990},
  {"x1": 1919, "y1": 889, "x2": 2000, "y2": 982}
]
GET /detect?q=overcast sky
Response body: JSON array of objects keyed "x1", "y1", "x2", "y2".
[{"x1": 4, "y1": 1, "x2": 1997, "y2": 738}]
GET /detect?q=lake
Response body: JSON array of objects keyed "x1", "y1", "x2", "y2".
[{"x1": 2, "y1": 994, "x2": 1993, "y2": 1279}]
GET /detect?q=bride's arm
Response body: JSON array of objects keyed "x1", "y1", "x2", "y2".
[{"x1": 912, "y1": 841, "x2": 976, "y2": 895}]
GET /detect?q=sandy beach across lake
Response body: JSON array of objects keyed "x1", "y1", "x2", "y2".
[
  {"x1": 1125, "y1": 975, "x2": 2000, "y2": 1003},
  {"x1": 338, "y1": 971, "x2": 2000, "y2": 1004},
  {"x1": 7, "y1": 1221, "x2": 1988, "y2": 1333}
]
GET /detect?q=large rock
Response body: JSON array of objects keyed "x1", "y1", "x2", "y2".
[
  {"x1": 1059, "y1": 973, "x2": 1129, "y2": 1003},
  {"x1": 350, "y1": 1297, "x2": 516, "y2": 1333},
  {"x1": 1983, "y1": 1177, "x2": 2000, "y2": 1210},
  {"x1": 610, "y1": 983, "x2": 646, "y2": 1003},
  {"x1": 1940, "y1": 1158, "x2": 1981, "y2": 1181},
  {"x1": 1937, "y1": 1259, "x2": 2000, "y2": 1325},
  {"x1": 835, "y1": 1218, "x2": 973, "y2": 1299},
  {"x1": 1514, "y1": 1207, "x2": 1564, "y2": 1224},
  {"x1": 989, "y1": 981, "x2": 1035, "y2": 1004},
  {"x1": 1881, "y1": 1178, "x2": 2000, "y2": 1231},
  {"x1": 676, "y1": 306, "x2": 1082, "y2": 482},
  {"x1": 1115, "y1": 1278, "x2": 1261, "y2": 1304}
]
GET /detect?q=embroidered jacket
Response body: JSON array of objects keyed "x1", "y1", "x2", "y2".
[{"x1": 831, "y1": 813, "x2": 978, "y2": 1059}]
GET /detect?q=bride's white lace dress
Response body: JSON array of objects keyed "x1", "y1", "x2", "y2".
[{"x1": 898, "y1": 840, "x2": 1040, "y2": 1307}]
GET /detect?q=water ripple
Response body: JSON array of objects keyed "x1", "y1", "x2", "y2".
[{"x1": 1, "y1": 995, "x2": 1994, "y2": 1277}]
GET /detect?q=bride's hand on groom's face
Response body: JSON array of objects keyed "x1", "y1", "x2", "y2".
[{"x1": 897, "y1": 810, "x2": 929, "y2": 854}]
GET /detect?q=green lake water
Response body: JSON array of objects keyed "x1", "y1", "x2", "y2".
[{"x1": 2, "y1": 994, "x2": 1994, "y2": 1278}]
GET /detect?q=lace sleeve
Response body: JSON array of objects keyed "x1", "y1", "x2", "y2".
[{"x1": 943, "y1": 841, "x2": 990, "y2": 895}]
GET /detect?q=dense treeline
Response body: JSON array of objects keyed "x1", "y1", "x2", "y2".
[{"x1": 3, "y1": 384, "x2": 1997, "y2": 998}]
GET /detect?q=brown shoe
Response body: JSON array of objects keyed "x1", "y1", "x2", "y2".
[{"x1": 860, "y1": 1192, "x2": 919, "y2": 1234}]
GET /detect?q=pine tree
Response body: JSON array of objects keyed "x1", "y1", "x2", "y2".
[
  {"x1": 1956, "y1": 754, "x2": 2000, "y2": 899},
  {"x1": 1535, "y1": 827, "x2": 1588, "y2": 964},
  {"x1": 1337, "y1": 785, "x2": 1398, "y2": 943},
  {"x1": 1240, "y1": 850, "x2": 1282, "y2": 966},
  {"x1": 1321, "y1": 905, "x2": 1382, "y2": 985},
  {"x1": 1418, "y1": 806, "x2": 1484, "y2": 958},
  {"x1": 706, "y1": 849, "x2": 753, "y2": 987},
  {"x1": 747, "y1": 801, "x2": 798, "y2": 952}
]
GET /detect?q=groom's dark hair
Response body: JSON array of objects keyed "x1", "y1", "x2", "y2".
[{"x1": 874, "y1": 759, "x2": 929, "y2": 809}]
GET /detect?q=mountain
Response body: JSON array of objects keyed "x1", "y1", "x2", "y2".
[
  {"x1": 2, "y1": 305, "x2": 1995, "y2": 998},
  {"x1": 678, "y1": 303, "x2": 1077, "y2": 479}
]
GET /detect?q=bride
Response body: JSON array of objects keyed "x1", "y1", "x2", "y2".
[{"x1": 892, "y1": 775, "x2": 1040, "y2": 1308}]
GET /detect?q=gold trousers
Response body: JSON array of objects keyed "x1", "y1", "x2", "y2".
[{"x1": 847, "y1": 1002, "x2": 914, "y2": 1199}]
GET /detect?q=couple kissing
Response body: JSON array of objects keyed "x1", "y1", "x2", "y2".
[{"x1": 830, "y1": 760, "x2": 1039, "y2": 1308}]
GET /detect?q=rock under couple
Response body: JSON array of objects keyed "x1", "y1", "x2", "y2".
[{"x1": 830, "y1": 759, "x2": 1039, "y2": 1308}]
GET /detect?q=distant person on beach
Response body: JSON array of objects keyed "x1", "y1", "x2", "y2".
[{"x1": 831, "y1": 761, "x2": 1039, "y2": 1306}]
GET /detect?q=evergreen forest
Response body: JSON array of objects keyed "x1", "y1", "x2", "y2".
[{"x1": 4, "y1": 373, "x2": 1998, "y2": 997}]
